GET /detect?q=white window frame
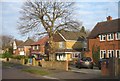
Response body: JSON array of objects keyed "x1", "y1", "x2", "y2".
[
  {"x1": 100, "y1": 50, "x2": 106, "y2": 59},
  {"x1": 99, "y1": 35, "x2": 106, "y2": 41},
  {"x1": 37, "y1": 45, "x2": 39, "y2": 50},
  {"x1": 107, "y1": 33, "x2": 114, "y2": 41},
  {"x1": 115, "y1": 32, "x2": 120, "y2": 40},
  {"x1": 33, "y1": 46, "x2": 35, "y2": 50},
  {"x1": 107, "y1": 50, "x2": 114, "y2": 58},
  {"x1": 116, "y1": 50, "x2": 120, "y2": 58},
  {"x1": 59, "y1": 42, "x2": 64, "y2": 49},
  {"x1": 18, "y1": 48, "x2": 21, "y2": 51}
]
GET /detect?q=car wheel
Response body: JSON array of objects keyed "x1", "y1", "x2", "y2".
[
  {"x1": 99, "y1": 67, "x2": 101, "y2": 70},
  {"x1": 76, "y1": 65, "x2": 78, "y2": 68},
  {"x1": 78, "y1": 66, "x2": 81, "y2": 69},
  {"x1": 90, "y1": 67, "x2": 93, "y2": 69}
]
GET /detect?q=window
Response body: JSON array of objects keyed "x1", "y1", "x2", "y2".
[
  {"x1": 18, "y1": 48, "x2": 23, "y2": 51},
  {"x1": 33, "y1": 46, "x2": 35, "y2": 50},
  {"x1": 116, "y1": 50, "x2": 120, "y2": 58},
  {"x1": 59, "y1": 42, "x2": 65, "y2": 49},
  {"x1": 115, "y1": 32, "x2": 120, "y2": 40},
  {"x1": 37, "y1": 45, "x2": 39, "y2": 50},
  {"x1": 100, "y1": 50, "x2": 106, "y2": 59},
  {"x1": 107, "y1": 50, "x2": 114, "y2": 58},
  {"x1": 107, "y1": 33, "x2": 114, "y2": 41},
  {"x1": 99, "y1": 35, "x2": 106, "y2": 41},
  {"x1": 33, "y1": 45, "x2": 39, "y2": 50},
  {"x1": 72, "y1": 53, "x2": 80, "y2": 58}
]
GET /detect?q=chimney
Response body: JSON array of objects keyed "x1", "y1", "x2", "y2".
[{"x1": 106, "y1": 16, "x2": 112, "y2": 21}]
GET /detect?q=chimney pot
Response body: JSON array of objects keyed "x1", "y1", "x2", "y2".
[{"x1": 107, "y1": 16, "x2": 112, "y2": 21}]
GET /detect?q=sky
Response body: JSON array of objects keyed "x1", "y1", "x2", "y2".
[{"x1": 0, "y1": 0, "x2": 120, "y2": 41}]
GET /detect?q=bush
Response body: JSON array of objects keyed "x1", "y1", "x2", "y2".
[
  {"x1": 13, "y1": 55, "x2": 28, "y2": 60},
  {"x1": 2, "y1": 51, "x2": 12, "y2": 58},
  {"x1": 92, "y1": 46, "x2": 100, "y2": 66}
]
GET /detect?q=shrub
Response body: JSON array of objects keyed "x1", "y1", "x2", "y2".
[
  {"x1": 2, "y1": 51, "x2": 12, "y2": 58},
  {"x1": 92, "y1": 46, "x2": 100, "y2": 66},
  {"x1": 13, "y1": 55, "x2": 28, "y2": 60}
]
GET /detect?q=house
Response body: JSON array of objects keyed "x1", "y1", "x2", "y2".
[
  {"x1": 13, "y1": 39, "x2": 24, "y2": 55},
  {"x1": 85, "y1": 16, "x2": 120, "y2": 60},
  {"x1": 18, "y1": 37, "x2": 34, "y2": 56},
  {"x1": 53, "y1": 29, "x2": 87, "y2": 61},
  {"x1": 30, "y1": 36, "x2": 49, "y2": 59}
]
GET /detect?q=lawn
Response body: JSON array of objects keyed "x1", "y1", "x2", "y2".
[{"x1": 22, "y1": 68, "x2": 50, "y2": 76}]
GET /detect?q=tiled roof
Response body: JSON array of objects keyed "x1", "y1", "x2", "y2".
[
  {"x1": 53, "y1": 30, "x2": 87, "y2": 42},
  {"x1": 18, "y1": 38, "x2": 34, "y2": 47},
  {"x1": 31, "y1": 36, "x2": 49, "y2": 45},
  {"x1": 88, "y1": 18, "x2": 120, "y2": 38},
  {"x1": 15, "y1": 40, "x2": 24, "y2": 46}
]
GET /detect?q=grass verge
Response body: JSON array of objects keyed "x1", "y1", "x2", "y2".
[{"x1": 22, "y1": 68, "x2": 50, "y2": 76}]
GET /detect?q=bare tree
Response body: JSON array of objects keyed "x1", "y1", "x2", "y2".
[
  {"x1": 18, "y1": 0, "x2": 80, "y2": 61},
  {"x1": 0, "y1": 35, "x2": 14, "y2": 50}
]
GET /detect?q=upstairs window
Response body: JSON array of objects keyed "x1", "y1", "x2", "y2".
[
  {"x1": 33, "y1": 45, "x2": 39, "y2": 50},
  {"x1": 115, "y1": 32, "x2": 120, "y2": 40},
  {"x1": 99, "y1": 35, "x2": 106, "y2": 41},
  {"x1": 37, "y1": 45, "x2": 39, "y2": 50},
  {"x1": 33, "y1": 46, "x2": 35, "y2": 50},
  {"x1": 59, "y1": 42, "x2": 65, "y2": 49},
  {"x1": 107, "y1": 33, "x2": 114, "y2": 41}
]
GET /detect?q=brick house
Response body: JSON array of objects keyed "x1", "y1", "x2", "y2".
[
  {"x1": 18, "y1": 37, "x2": 34, "y2": 56},
  {"x1": 30, "y1": 36, "x2": 49, "y2": 59},
  {"x1": 85, "y1": 16, "x2": 120, "y2": 60},
  {"x1": 53, "y1": 30, "x2": 87, "y2": 61}
]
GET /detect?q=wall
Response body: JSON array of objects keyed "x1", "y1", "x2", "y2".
[
  {"x1": 41, "y1": 61, "x2": 68, "y2": 71},
  {"x1": 24, "y1": 46, "x2": 31, "y2": 56},
  {"x1": 9, "y1": 59, "x2": 21, "y2": 64},
  {"x1": 66, "y1": 41, "x2": 82, "y2": 49},
  {"x1": 1, "y1": 58, "x2": 21, "y2": 64},
  {"x1": 85, "y1": 36, "x2": 120, "y2": 58},
  {"x1": 54, "y1": 41, "x2": 82, "y2": 49}
]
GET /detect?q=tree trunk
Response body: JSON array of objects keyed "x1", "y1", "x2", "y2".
[{"x1": 48, "y1": 29, "x2": 55, "y2": 61}]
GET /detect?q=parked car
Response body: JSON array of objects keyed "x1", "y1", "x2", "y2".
[
  {"x1": 98, "y1": 58, "x2": 109, "y2": 70},
  {"x1": 75, "y1": 57, "x2": 93, "y2": 69}
]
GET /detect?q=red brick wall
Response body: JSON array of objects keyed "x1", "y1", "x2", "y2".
[
  {"x1": 85, "y1": 34, "x2": 120, "y2": 58},
  {"x1": 31, "y1": 45, "x2": 45, "y2": 54}
]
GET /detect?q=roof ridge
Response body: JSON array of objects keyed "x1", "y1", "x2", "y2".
[{"x1": 97, "y1": 18, "x2": 120, "y2": 24}]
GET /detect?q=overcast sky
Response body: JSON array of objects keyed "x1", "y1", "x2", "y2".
[{"x1": 0, "y1": 0, "x2": 119, "y2": 41}]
